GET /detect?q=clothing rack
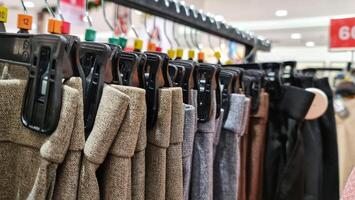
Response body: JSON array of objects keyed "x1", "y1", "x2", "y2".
[{"x1": 108, "y1": 0, "x2": 271, "y2": 60}]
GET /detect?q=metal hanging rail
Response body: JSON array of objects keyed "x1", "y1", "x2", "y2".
[{"x1": 108, "y1": 0, "x2": 272, "y2": 52}]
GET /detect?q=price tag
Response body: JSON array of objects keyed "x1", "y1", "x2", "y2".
[
  {"x1": 17, "y1": 14, "x2": 32, "y2": 30},
  {"x1": 330, "y1": 17, "x2": 355, "y2": 50},
  {"x1": 0, "y1": 6, "x2": 8, "y2": 23}
]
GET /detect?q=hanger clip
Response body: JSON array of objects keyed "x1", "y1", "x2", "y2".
[{"x1": 21, "y1": 34, "x2": 69, "y2": 134}]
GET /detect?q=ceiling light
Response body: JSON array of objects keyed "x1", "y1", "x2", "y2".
[
  {"x1": 275, "y1": 10, "x2": 288, "y2": 17},
  {"x1": 134, "y1": 10, "x2": 142, "y2": 15},
  {"x1": 291, "y1": 33, "x2": 302, "y2": 39},
  {"x1": 305, "y1": 41, "x2": 315, "y2": 47},
  {"x1": 24, "y1": 1, "x2": 35, "y2": 8}
]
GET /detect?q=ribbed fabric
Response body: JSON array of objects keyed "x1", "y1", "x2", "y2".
[
  {"x1": 97, "y1": 85, "x2": 146, "y2": 200},
  {"x1": 77, "y1": 85, "x2": 130, "y2": 200},
  {"x1": 182, "y1": 89, "x2": 198, "y2": 200},
  {"x1": 246, "y1": 91, "x2": 269, "y2": 200},
  {"x1": 190, "y1": 90, "x2": 216, "y2": 200},
  {"x1": 53, "y1": 78, "x2": 85, "y2": 200},
  {"x1": 336, "y1": 98, "x2": 355, "y2": 195},
  {"x1": 166, "y1": 88, "x2": 185, "y2": 200},
  {"x1": 0, "y1": 79, "x2": 78, "y2": 199},
  {"x1": 213, "y1": 94, "x2": 246, "y2": 200},
  {"x1": 145, "y1": 88, "x2": 172, "y2": 200}
]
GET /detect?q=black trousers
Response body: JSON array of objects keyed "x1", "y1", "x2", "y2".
[{"x1": 263, "y1": 85, "x2": 315, "y2": 200}]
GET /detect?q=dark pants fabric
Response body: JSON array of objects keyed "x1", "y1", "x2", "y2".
[
  {"x1": 263, "y1": 85, "x2": 315, "y2": 200},
  {"x1": 297, "y1": 78, "x2": 339, "y2": 200}
]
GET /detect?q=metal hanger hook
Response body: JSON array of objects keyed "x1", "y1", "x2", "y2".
[
  {"x1": 164, "y1": 19, "x2": 173, "y2": 49},
  {"x1": 129, "y1": 9, "x2": 139, "y2": 38},
  {"x1": 56, "y1": 0, "x2": 64, "y2": 21},
  {"x1": 44, "y1": 0, "x2": 56, "y2": 18},
  {"x1": 172, "y1": 22, "x2": 180, "y2": 48},
  {"x1": 191, "y1": 28, "x2": 200, "y2": 51},
  {"x1": 208, "y1": 34, "x2": 214, "y2": 52},
  {"x1": 144, "y1": 14, "x2": 152, "y2": 41},
  {"x1": 84, "y1": 0, "x2": 92, "y2": 27},
  {"x1": 184, "y1": 26, "x2": 192, "y2": 49},
  {"x1": 101, "y1": 0, "x2": 114, "y2": 31},
  {"x1": 20, "y1": 0, "x2": 28, "y2": 14}
]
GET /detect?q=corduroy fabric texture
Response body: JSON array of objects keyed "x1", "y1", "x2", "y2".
[
  {"x1": 96, "y1": 85, "x2": 145, "y2": 200},
  {"x1": 52, "y1": 77, "x2": 85, "y2": 200},
  {"x1": 131, "y1": 104, "x2": 147, "y2": 200},
  {"x1": 213, "y1": 94, "x2": 246, "y2": 200},
  {"x1": 77, "y1": 85, "x2": 130, "y2": 200},
  {"x1": 182, "y1": 89, "x2": 198, "y2": 200},
  {"x1": 145, "y1": 88, "x2": 172, "y2": 200},
  {"x1": 246, "y1": 91, "x2": 269, "y2": 200},
  {"x1": 336, "y1": 98, "x2": 355, "y2": 195},
  {"x1": 238, "y1": 98, "x2": 252, "y2": 200},
  {"x1": 166, "y1": 88, "x2": 184, "y2": 200},
  {"x1": 0, "y1": 79, "x2": 78, "y2": 199},
  {"x1": 190, "y1": 90, "x2": 216, "y2": 200}
]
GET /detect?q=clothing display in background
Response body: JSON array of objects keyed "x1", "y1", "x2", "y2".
[{"x1": 336, "y1": 97, "x2": 355, "y2": 195}]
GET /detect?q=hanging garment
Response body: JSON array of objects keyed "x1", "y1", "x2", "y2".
[
  {"x1": 182, "y1": 90, "x2": 198, "y2": 200},
  {"x1": 77, "y1": 85, "x2": 130, "y2": 200},
  {"x1": 0, "y1": 79, "x2": 78, "y2": 199},
  {"x1": 263, "y1": 85, "x2": 315, "y2": 200},
  {"x1": 190, "y1": 91, "x2": 216, "y2": 200},
  {"x1": 131, "y1": 104, "x2": 147, "y2": 200},
  {"x1": 238, "y1": 98, "x2": 251, "y2": 200},
  {"x1": 341, "y1": 167, "x2": 355, "y2": 200},
  {"x1": 246, "y1": 90, "x2": 269, "y2": 200},
  {"x1": 145, "y1": 88, "x2": 172, "y2": 200},
  {"x1": 97, "y1": 85, "x2": 146, "y2": 200},
  {"x1": 336, "y1": 98, "x2": 355, "y2": 195},
  {"x1": 213, "y1": 94, "x2": 246, "y2": 200},
  {"x1": 166, "y1": 88, "x2": 184, "y2": 200},
  {"x1": 213, "y1": 109, "x2": 225, "y2": 159},
  {"x1": 52, "y1": 77, "x2": 85, "y2": 200},
  {"x1": 299, "y1": 78, "x2": 339, "y2": 200}
]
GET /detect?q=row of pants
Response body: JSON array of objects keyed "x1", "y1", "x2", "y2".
[
  {"x1": 0, "y1": 64, "x2": 271, "y2": 200},
  {"x1": 0, "y1": 65, "x2": 343, "y2": 200}
]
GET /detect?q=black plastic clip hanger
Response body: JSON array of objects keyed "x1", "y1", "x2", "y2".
[
  {"x1": 282, "y1": 61, "x2": 297, "y2": 84},
  {"x1": 215, "y1": 65, "x2": 222, "y2": 119},
  {"x1": 169, "y1": 62, "x2": 186, "y2": 87},
  {"x1": 117, "y1": 51, "x2": 143, "y2": 87},
  {"x1": 219, "y1": 69, "x2": 234, "y2": 120},
  {"x1": 77, "y1": 42, "x2": 111, "y2": 136},
  {"x1": 22, "y1": 34, "x2": 72, "y2": 134},
  {"x1": 146, "y1": 52, "x2": 172, "y2": 87},
  {"x1": 222, "y1": 67, "x2": 244, "y2": 94},
  {"x1": 106, "y1": 43, "x2": 123, "y2": 85},
  {"x1": 172, "y1": 59, "x2": 198, "y2": 104},
  {"x1": 197, "y1": 63, "x2": 218, "y2": 122},
  {"x1": 131, "y1": 51, "x2": 148, "y2": 88},
  {"x1": 143, "y1": 52, "x2": 166, "y2": 130}
]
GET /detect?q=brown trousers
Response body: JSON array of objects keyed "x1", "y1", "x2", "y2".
[{"x1": 246, "y1": 91, "x2": 269, "y2": 200}]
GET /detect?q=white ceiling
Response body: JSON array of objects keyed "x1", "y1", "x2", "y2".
[
  {"x1": 2, "y1": 0, "x2": 355, "y2": 48},
  {"x1": 185, "y1": 0, "x2": 355, "y2": 47}
]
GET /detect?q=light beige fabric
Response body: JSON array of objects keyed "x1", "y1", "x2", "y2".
[
  {"x1": 131, "y1": 103, "x2": 147, "y2": 200},
  {"x1": 97, "y1": 85, "x2": 146, "y2": 200},
  {"x1": 145, "y1": 88, "x2": 172, "y2": 200},
  {"x1": 77, "y1": 84, "x2": 130, "y2": 200},
  {"x1": 166, "y1": 88, "x2": 185, "y2": 200},
  {"x1": 336, "y1": 98, "x2": 355, "y2": 195},
  {"x1": 52, "y1": 77, "x2": 85, "y2": 200},
  {"x1": 0, "y1": 79, "x2": 78, "y2": 199}
]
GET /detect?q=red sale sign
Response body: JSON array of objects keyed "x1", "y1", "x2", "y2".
[{"x1": 330, "y1": 17, "x2": 355, "y2": 50}]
